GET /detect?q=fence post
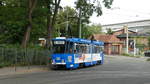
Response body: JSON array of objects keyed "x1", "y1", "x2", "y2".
[
  {"x1": 27, "y1": 48, "x2": 30, "y2": 69},
  {"x1": 15, "y1": 48, "x2": 17, "y2": 71},
  {"x1": 1, "y1": 48, "x2": 4, "y2": 64}
]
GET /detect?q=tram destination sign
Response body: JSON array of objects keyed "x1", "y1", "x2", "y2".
[{"x1": 54, "y1": 41, "x2": 65, "y2": 45}]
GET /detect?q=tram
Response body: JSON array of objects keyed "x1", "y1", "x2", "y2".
[{"x1": 50, "y1": 37, "x2": 104, "y2": 69}]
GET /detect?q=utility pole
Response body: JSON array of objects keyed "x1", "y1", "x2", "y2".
[
  {"x1": 124, "y1": 26, "x2": 129, "y2": 54},
  {"x1": 78, "y1": 8, "x2": 82, "y2": 38}
]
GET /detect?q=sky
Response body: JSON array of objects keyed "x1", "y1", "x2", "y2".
[{"x1": 61, "y1": 0, "x2": 150, "y2": 25}]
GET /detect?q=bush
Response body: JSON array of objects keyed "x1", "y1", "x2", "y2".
[
  {"x1": 121, "y1": 53, "x2": 141, "y2": 58},
  {"x1": 0, "y1": 62, "x2": 11, "y2": 68},
  {"x1": 122, "y1": 53, "x2": 130, "y2": 56},
  {"x1": 147, "y1": 58, "x2": 150, "y2": 61}
]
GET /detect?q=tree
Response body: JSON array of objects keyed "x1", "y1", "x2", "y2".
[
  {"x1": 44, "y1": 0, "x2": 62, "y2": 48},
  {"x1": 0, "y1": 0, "x2": 47, "y2": 45},
  {"x1": 75, "y1": 0, "x2": 113, "y2": 38},
  {"x1": 0, "y1": 0, "x2": 28, "y2": 44},
  {"x1": 21, "y1": 0, "x2": 37, "y2": 48},
  {"x1": 82, "y1": 24, "x2": 103, "y2": 38},
  {"x1": 55, "y1": 6, "x2": 78, "y2": 37},
  {"x1": 106, "y1": 28, "x2": 114, "y2": 35}
]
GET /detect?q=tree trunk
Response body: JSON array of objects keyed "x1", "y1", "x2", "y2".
[
  {"x1": 21, "y1": 0, "x2": 37, "y2": 48},
  {"x1": 46, "y1": 14, "x2": 52, "y2": 49},
  {"x1": 0, "y1": 1, "x2": 2, "y2": 6},
  {"x1": 51, "y1": 0, "x2": 61, "y2": 27},
  {"x1": 46, "y1": 0, "x2": 61, "y2": 49}
]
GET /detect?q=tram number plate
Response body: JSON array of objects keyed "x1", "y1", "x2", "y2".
[
  {"x1": 56, "y1": 57, "x2": 60, "y2": 60},
  {"x1": 54, "y1": 41, "x2": 65, "y2": 44}
]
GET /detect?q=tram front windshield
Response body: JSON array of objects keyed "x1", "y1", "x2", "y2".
[{"x1": 52, "y1": 40, "x2": 66, "y2": 54}]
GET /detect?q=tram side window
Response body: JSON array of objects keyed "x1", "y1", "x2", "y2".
[
  {"x1": 92, "y1": 46, "x2": 95, "y2": 53},
  {"x1": 75, "y1": 44, "x2": 86, "y2": 53},
  {"x1": 100, "y1": 46, "x2": 104, "y2": 52},
  {"x1": 86, "y1": 45, "x2": 90, "y2": 53},
  {"x1": 79, "y1": 45, "x2": 84, "y2": 53},
  {"x1": 93, "y1": 46, "x2": 101, "y2": 53},
  {"x1": 74, "y1": 45, "x2": 81, "y2": 53},
  {"x1": 81, "y1": 45, "x2": 88, "y2": 53},
  {"x1": 66, "y1": 42, "x2": 74, "y2": 53}
]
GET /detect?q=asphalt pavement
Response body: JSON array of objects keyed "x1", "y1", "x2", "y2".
[{"x1": 0, "y1": 55, "x2": 150, "y2": 84}]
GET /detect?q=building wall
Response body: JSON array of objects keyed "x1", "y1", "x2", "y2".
[
  {"x1": 136, "y1": 37, "x2": 148, "y2": 46},
  {"x1": 104, "y1": 43, "x2": 122, "y2": 55}
]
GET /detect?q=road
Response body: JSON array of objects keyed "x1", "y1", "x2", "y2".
[{"x1": 0, "y1": 55, "x2": 150, "y2": 84}]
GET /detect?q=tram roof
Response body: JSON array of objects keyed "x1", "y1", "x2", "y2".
[{"x1": 52, "y1": 37, "x2": 104, "y2": 45}]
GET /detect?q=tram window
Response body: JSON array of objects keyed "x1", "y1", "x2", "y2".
[
  {"x1": 100, "y1": 46, "x2": 104, "y2": 51},
  {"x1": 73, "y1": 43, "x2": 79, "y2": 53},
  {"x1": 75, "y1": 45, "x2": 80, "y2": 53},
  {"x1": 52, "y1": 40, "x2": 66, "y2": 53},
  {"x1": 66, "y1": 42, "x2": 74, "y2": 53},
  {"x1": 86, "y1": 45, "x2": 90, "y2": 53},
  {"x1": 92, "y1": 46, "x2": 96, "y2": 53},
  {"x1": 53, "y1": 45, "x2": 65, "y2": 53},
  {"x1": 93, "y1": 46, "x2": 101, "y2": 53}
]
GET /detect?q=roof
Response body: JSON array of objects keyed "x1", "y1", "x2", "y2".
[
  {"x1": 89, "y1": 34, "x2": 122, "y2": 43},
  {"x1": 117, "y1": 33, "x2": 150, "y2": 38},
  {"x1": 102, "y1": 19, "x2": 150, "y2": 26},
  {"x1": 113, "y1": 28, "x2": 137, "y2": 33}
]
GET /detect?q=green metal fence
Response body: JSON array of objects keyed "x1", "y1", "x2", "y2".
[{"x1": 0, "y1": 48, "x2": 50, "y2": 68}]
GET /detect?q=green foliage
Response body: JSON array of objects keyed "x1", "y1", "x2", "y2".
[
  {"x1": 82, "y1": 24, "x2": 102, "y2": 38},
  {"x1": 75, "y1": 0, "x2": 113, "y2": 23},
  {"x1": 106, "y1": 28, "x2": 114, "y2": 35},
  {"x1": 0, "y1": 0, "x2": 47, "y2": 44},
  {"x1": 122, "y1": 53, "x2": 130, "y2": 56},
  {"x1": 148, "y1": 37, "x2": 150, "y2": 48},
  {"x1": 147, "y1": 58, "x2": 150, "y2": 61},
  {"x1": 122, "y1": 53, "x2": 141, "y2": 58},
  {"x1": 0, "y1": 5, "x2": 27, "y2": 44},
  {"x1": 0, "y1": 0, "x2": 113, "y2": 45},
  {"x1": 55, "y1": 6, "x2": 78, "y2": 37}
]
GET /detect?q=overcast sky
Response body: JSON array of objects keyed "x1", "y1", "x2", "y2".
[{"x1": 61, "y1": 0, "x2": 150, "y2": 25}]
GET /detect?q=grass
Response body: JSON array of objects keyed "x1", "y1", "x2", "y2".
[
  {"x1": 146, "y1": 58, "x2": 150, "y2": 61},
  {"x1": 121, "y1": 53, "x2": 141, "y2": 58}
]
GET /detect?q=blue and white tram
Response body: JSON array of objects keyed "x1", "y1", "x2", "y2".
[{"x1": 50, "y1": 37, "x2": 104, "y2": 69}]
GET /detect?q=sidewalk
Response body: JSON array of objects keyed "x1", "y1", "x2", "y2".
[{"x1": 0, "y1": 65, "x2": 49, "y2": 76}]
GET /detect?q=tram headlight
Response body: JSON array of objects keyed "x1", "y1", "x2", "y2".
[{"x1": 53, "y1": 60, "x2": 55, "y2": 63}]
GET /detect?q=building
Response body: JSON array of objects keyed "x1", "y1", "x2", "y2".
[
  {"x1": 112, "y1": 28, "x2": 150, "y2": 54},
  {"x1": 102, "y1": 19, "x2": 150, "y2": 33},
  {"x1": 89, "y1": 34, "x2": 123, "y2": 55},
  {"x1": 38, "y1": 38, "x2": 46, "y2": 46}
]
